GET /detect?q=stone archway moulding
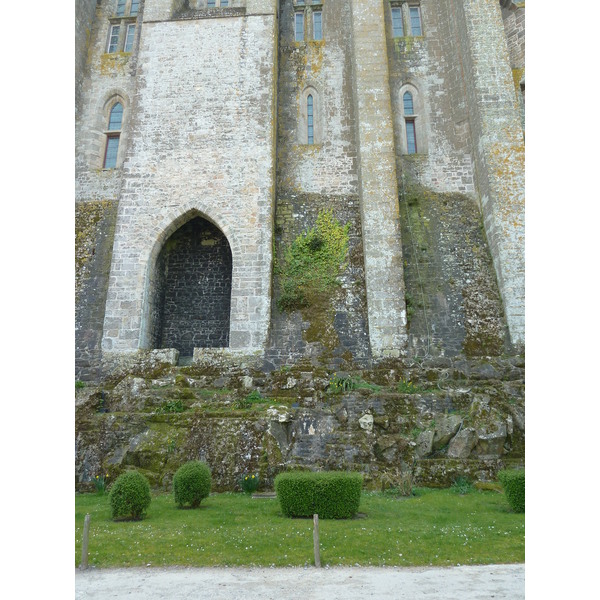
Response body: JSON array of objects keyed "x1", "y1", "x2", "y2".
[{"x1": 138, "y1": 201, "x2": 242, "y2": 351}]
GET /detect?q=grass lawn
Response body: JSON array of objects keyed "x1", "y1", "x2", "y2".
[{"x1": 75, "y1": 488, "x2": 524, "y2": 568}]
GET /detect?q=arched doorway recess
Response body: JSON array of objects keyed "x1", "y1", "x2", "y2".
[{"x1": 150, "y1": 216, "x2": 233, "y2": 357}]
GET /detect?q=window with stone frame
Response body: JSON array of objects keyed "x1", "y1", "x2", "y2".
[
  {"x1": 391, "y1": 6, "x2": 404, "y2": 38},
  {"x1": 399, "y1": 84, "x2": 427, "y2": 155},
  {"x1": 403, "y1": 91, "x2": 417, "y2": 154},
  {"x1": 207, "y1": 0, "x2": 229, "y2": 6},
  {"x1": 294, "y1": 1, "x2": 324, "y2": 43},
  {"x1": 103, "y1": 102, "x2": 124, "y2": 169},
  {"x1": 389, "y1": 2, "x2": 423, "y2": 38},
  {"x1": 299, "y1": 86, "x2": 320, "y2": 145},
  {"x1": 409, "y1": 4, "x2": 423, "y2": 36},
  {"x1": 295, "y1": 10, "x2": 305, "y2": 41},
  {"x1": 313, "y1": 11, "x2": 322, "y2": 41},
  {"x1": 106, "y1": 0, "x2": 139, "y2": 53},
  {"x1": 307, "y1": 94, "x2": 314, "y2": 144}
]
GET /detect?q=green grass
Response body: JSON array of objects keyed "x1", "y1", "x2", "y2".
[{"x1": 75, "y1": 488, "x2": 524, "y2": 568}]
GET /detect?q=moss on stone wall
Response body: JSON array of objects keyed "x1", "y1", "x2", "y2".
[
  {"x1": 277, "y1": 209, "x2": 349, "y2": 312},
  {"x1": 75, "y1": 200, "x2": 116, "y2": 299},
  {"x1": 398, "y1": 184, "x2": 507, "y2": 357},
  {"x1": 76, "y1": 354, "x2": 524, "y2": 492}
]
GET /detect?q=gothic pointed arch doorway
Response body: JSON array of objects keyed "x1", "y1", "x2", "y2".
[{"x1": 149, "y1": 216, "x2": 233, "y2": 357}]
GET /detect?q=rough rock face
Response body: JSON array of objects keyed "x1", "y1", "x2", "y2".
[
  {"x1": 75, "y1": 355, "x2": 524, "y2": 491},
  {"x1": 448, "y1": 428, "x2": 478, "y2": 458}
]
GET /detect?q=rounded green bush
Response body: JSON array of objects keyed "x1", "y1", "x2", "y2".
[
  {"x1": 109, "y1": 470, "x2": 151, "y2": 521},
  {"x1": 498, "y1": 468, "x2": 525, "y2": 513},
  {"x1": 173, "y1": 461, "x2": 212, "y2": 508},
  {"x1": 275, "y1": 471, "x2": 363, "y2": 519}
]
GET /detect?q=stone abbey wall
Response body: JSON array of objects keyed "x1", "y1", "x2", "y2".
[
  {"x1": 99, "y1": 0, "x2": 278, "y2": 360},
  {"x1": 75, "y1": 0, "x2": 525, "y2": 379},
  {"x1": 386, "y1": 0, "x2": 476, "y2": 195},
  {"x1": 454, "y1": 0, "x2": 525, "y2": 347},
  {"x1": 75, "y1": 0, "x2": 525, "y2": 492}
]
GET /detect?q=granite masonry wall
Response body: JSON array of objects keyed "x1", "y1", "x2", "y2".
[
  {"x1": 75, "y1": 200, "x2": 120, "y2": 381},
  {"x1": 385, "y1": 0, "x2": 476, "y2": 195},
  {"x1": 75, "y1": 0, "x2": 98, "y2": 117},
  {"x1": 453, "y1": 0, "x2": 525, "y2": 348},
  {"x1": 500, "y1": 1, "x2": 525, "y2": 128},
  {"x1": 75, "y1": 1, "x2": 525, "y2": 490},
  {"x1": 99, "y1": 0, "x2": 279, "y2": 363},
  {"x1": 75, "y1": 0, "x2": 141, "y2": 202},
  {"x1": 76, "y1": 0, "x2": 524, "y2": 376},
  {"x1": 266, "y1": 193, "x2": 371, "y2": 370},
  {"x1": 400, "y1": 187, "x2": 507, "y2": 357},
  {"x1": 270, "y1": 0, "x2": 371, "y2": 368}
]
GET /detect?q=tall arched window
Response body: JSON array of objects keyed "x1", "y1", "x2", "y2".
[
  {"x1": 307, "y1": 95, "x2": 314, "y2": 145},
  {"x1": 300, "y1": 86, "x2": 320, "y2": 145},
  {"x1": 403, "y1": 91, "x2": 417, "y2": 154},
  {"x1": 104, "y1": 102, "x2": 123, "y2": 169}
]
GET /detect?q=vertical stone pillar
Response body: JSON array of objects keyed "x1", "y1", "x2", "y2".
[
  {"x1": 456, "y1": 0, "x2": 525, "y2": 348},
  {"x1": 350, "y1": 0, "x2": 407, "y2": 358}
]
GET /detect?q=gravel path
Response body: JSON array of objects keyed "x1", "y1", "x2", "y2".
[{"x1": 75, "y1": 564, "x2": 524, "y2": 599}]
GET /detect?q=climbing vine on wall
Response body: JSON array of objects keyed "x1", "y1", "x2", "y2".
[{"x1": 277, "y1": 210, "x2": 349, "y2": 312}]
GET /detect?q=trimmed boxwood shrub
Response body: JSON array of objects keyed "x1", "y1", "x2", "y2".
[
  {"x1": 109, "y1": 471, "x2": 151, "y2": 521},
  {"x1": 497, "y1": 468, "x2": 525, "y2": 513},
  {"x1": 274, "y1": 471, "x2": 363, "y2": 519},
  {"x1": 173, "y1": 461, "x2": 212, "y2": 508}
]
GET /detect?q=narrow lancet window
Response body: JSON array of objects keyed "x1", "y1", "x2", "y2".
[
  {"x1": 307, "y1": 95, "x2": 314, "y2": 144},
  {"x1": 392, "y1": 8, "x2": 404, "y2": 37},
  {"x1": 403, "y1": 92, "x2": 414, "y2": 115},
  {"x1": 313, "y1": 12, "x2": 322, "y2": 41},
  {"x1": 104, "y1": 103, "x2": 123, "y2": 169},
  {"x1": 108, "y1": 103, "x2": 123, "y2": 130},
  {"x1": 410, "y1": 6, "x2": 422, "y2": 36},
  {"x1": 125, "y1": 24, "x2": 135, "y2": 52},
  {"x1": 295, "y1": 13, "x2": 304, "y2": 42},
  {"x1": 406, "y1": 120, "x2": 417, "y2": 154},
  {"x1": 107, "y1": 25, "x2": 120, "y2": 53}
]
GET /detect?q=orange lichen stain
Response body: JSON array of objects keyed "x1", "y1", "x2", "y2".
[{"x1": 99, "y1": 52, "x2": 130, "y2": 76}]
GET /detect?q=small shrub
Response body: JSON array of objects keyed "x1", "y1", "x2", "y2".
[
  {"x1": 75, "y1": 380, "x2": 85, "y2": 390},
  {"x1": 109, "y1": 471, "x2": 151, "y2": 521},
  {"x1": 397, "y1": 378, "x2": 420, "y2": 394},
  {"x1": 275, "y1": 471, "x2": 363, "y2": 519},
  {"x1": 234, "y1": 397, "x2": 252, "y2": 410},
  {"x1": 173, "y1": 461, "x2": 212, "y2": 508},
  {"x1": 157, "y1": 399, "x2": 184, "y2": 413},
  {"x1": 497, "y1": 469, "x2": 525, "y2": 513},
  {"x1": 328, "y1": 374, "x2": 355, "y2": 394},
  {"x1": 241, "y1": 473, "x2": 260, "y2": 494},
  {"x1": 234, "y1": 391, "x2": 269, "y2": 410},
  {"x1": 451, "y1": 476, "x2": 474, "y2": 495},
  {"x1": 353, "y1": 379, "x2": 382, "y2": 392},
  {"x1": 94, "y1": 473, "x2": 109, "y2": 495}
]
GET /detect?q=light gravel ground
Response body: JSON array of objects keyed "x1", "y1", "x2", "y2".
[{"x1": 75, "y1": 564, "x2": 524, "y2": 599}]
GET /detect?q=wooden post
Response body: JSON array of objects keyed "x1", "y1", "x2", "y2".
[
  {"x1": 313, "y1": 513, "x2": 321, "y2": 568},
  {"x1": 80, "y1": 514, "x2": 91, "y2": 570}
]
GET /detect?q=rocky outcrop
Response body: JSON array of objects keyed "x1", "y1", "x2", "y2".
[{"x1": 75, "y1": 356, "x2": 524, "y2": 491}]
